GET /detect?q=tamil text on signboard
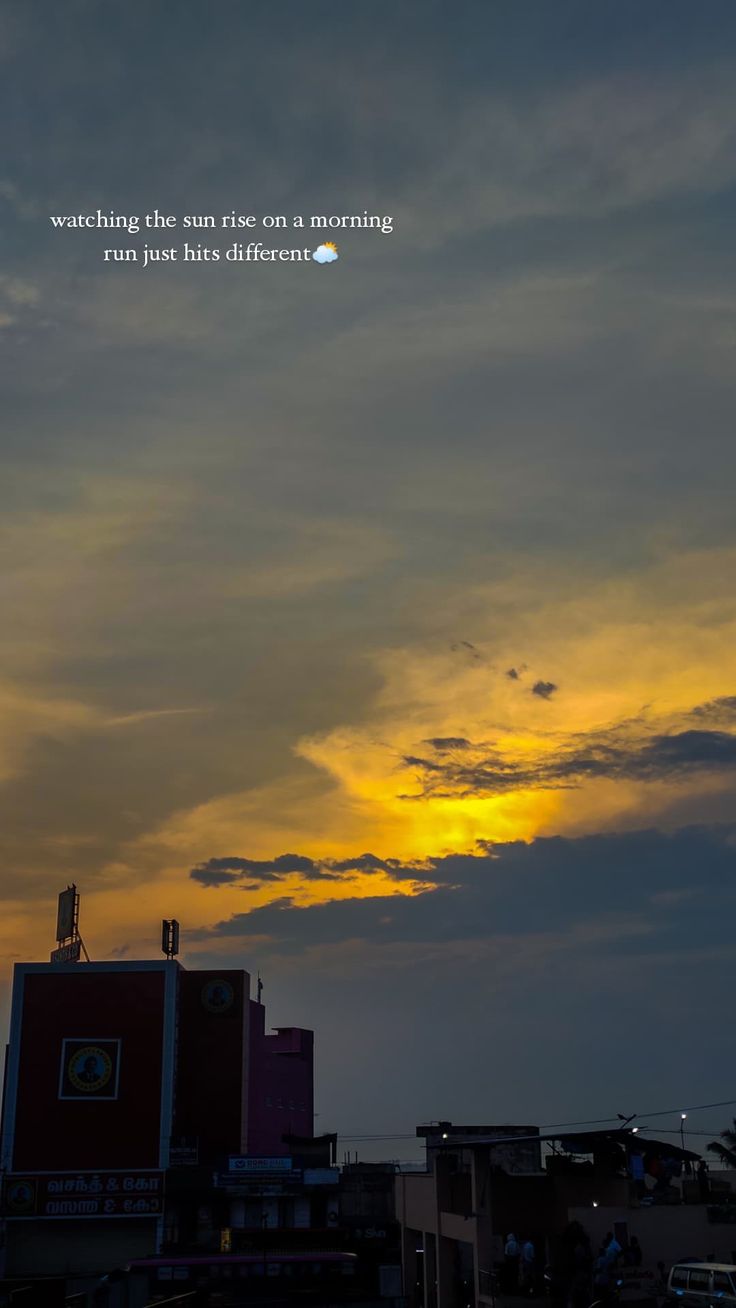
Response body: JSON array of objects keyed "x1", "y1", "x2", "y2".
[{"x1": 3, "y1": 1171, "x2": 164, "y2": 1219}]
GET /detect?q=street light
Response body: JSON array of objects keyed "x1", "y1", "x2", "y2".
[{"x1": 680, "y1": 1114, "x2": 687, "y2": 1150}]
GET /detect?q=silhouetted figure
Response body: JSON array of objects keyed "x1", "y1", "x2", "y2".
[
  {"x1": 628, "y1": 1236, "x2": 642, "y2": 1267},
  {"x1": 505, "y1": 1233, "x2": 521, "y2": 1294},
  {"x1": 593, "y1": 1245, "x2": 612, "y2": 1301},
  {"x1": 521, "y1": 1239, "x2": 536, "y2": 1296},
  {"x1": 603, "y1": 1232, "x2": 622, "y2": 1268},
  {"x1": 546, "y1": 1250, "x2": 564, "y2": 1308},
  {"x1": 697, "y1": 1160, "x2": 710, "y2": 1202},
  {"x1": 553, "y1": 1221, "x2": 592, "y2": 1308}
]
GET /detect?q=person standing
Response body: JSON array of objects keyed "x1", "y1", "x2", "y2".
[
  {"x1": 593, "y1": 1245, "x2": 612, "y2": 1303},
  {"x1": 565, "y1": 1222, "x2": 593, "y2": 1308},
  {"x1": 505, "y1": 1233, "x2": 521, "y2": 1294},
  {"x1": 521, "y1": 1238, "x2": 536, "y2": 1295},
  {"x1": 604, "y1": 1232, "x2": 623, "y2": 1268}
]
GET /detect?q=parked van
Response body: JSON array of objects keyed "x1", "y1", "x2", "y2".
[{"x1": 667, "y1": 1264, "x2": 736, "y2": 1307}]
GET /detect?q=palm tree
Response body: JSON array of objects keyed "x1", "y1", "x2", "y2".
[{"x1": 707, "y1": 1120, "x2": 736, "y2": 1168}]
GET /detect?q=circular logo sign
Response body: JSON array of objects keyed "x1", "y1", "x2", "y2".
[
  {"x1": 6, "y1": 1180, "x2": 35, "y2": 1215},
  {"x1": 201, "y1": 979, "x2": 234, "y2": 1013},
  {"x1": 67, "y1": 1045, "x2": 113, "y2": 1093}
]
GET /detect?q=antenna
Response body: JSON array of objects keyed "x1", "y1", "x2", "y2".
[
  {"x1": 257, "y1": 973, "x2": 263, "y2": 1003},
  {"x1": 161, "y1": 919, "x2": 180, "y2": 960}
]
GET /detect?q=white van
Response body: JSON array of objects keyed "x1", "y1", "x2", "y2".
[{"x1": 667, "y1": 1263, "x2": 736, "y2": 1307}]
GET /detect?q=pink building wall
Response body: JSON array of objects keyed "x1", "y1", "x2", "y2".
[{"x1": 246, "y1": 999, "x2": 314, "y2": 1155}]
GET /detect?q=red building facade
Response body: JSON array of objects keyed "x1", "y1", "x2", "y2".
[
  {"x1": 0, "y1": 958, "x2": 314, "y2": 1266},
  {"x1": 3, "y1": 962, "x2": 178, "y2": 1175}
]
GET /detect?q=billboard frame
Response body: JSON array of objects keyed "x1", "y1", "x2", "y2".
[{"x1": 56, "y1": 886, "x2": 79, "y2": 944}]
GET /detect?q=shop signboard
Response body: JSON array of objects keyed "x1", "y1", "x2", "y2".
[{"x1": 3, "y1": 1170, "x2": 164, "y2": 1219}]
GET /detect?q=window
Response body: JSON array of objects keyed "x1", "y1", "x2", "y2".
[
  {"x1": 713, "y1": 1273, "x2": 733, "y2": 1296},
  {"x1": 688, "y1": 1271, "x2": 710, "y2": 1291},
  {"x1": 671, "y1": 1268, "x2": 688, "y2": 1290}
]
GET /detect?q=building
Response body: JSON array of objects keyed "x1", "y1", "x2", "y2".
[
  {"x1": 340, "y1": 1162, "x2": 404, "y2": 1302},
  {"x1": 246, "y1": 1008, "x2": 314, "y2": 1159},
  {"x1": 122, "y1": 1139, "x2": 408, "y2": 1307},
  {"x1": 0, "y1": 957, "x2": 314, "y2": 1283},
  {"x1": 397, "y1": 1123, "x2": 546, "y2": 1308},
  {"x1": 396, "y1": 1122, "x2": 723, "y2": 1308}
]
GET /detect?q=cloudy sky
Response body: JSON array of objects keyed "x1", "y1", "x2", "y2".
[{"x1": 2, "y1": 0, "x2": 736, "y2": 1156}]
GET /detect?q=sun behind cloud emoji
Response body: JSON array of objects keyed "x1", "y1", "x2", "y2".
[{"x1": 312, "y1": 242, "x2": 339, "y2": 264}]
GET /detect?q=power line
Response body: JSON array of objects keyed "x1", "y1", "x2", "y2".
[
  {"x1": 336, "y1": 1097, "x2": 736, "y2": 1142},
  {"x1": 651, "y1": 1129, "x2": 721, "y2": 1138},
  {"x1": 540, "y1": 1098, "x2": 736, "y2": 1131},
  {"x1": 617, "y1": 1098, "x2": 736, "y2": 1122}
]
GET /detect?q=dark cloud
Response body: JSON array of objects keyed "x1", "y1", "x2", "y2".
[
  {"x1": 191, "y1": 867, "x2": 243, "y2": 887},
  {"x1": 187, "y1": 825, "x2": 736, "y2": 1143},
  {"x1": 690, "y1": 695, "x2": 736, "y2": 721},
  {"x1": 423, "y1": 737, "x2": 471, "y2": 750},
  {"x1": 190, "y1": 853, "x2": 338, "y2": 887},
  {"x1": 397, "y1": 725, "x2": 736, "y2": 799},
  {"x1": 190, "y1": 824, "x2": 736, "y2": 954},
  {"x1": 190, "y1": 851, "x2": 426, "y2": 888},
  {"x1": 532, "y1": 680, "x2": 558, "y2": 699},
  {"x1": 636, "y1": 729, "x2": 736, "y2": 770},
  {"x1": 451, "y1": 641, "x2": 483, "y2": 662},
  {"x1": 326, "y1": 853, "x2": 422, "y2": 877},
  {"x1": 402, "y1": 754, "x2": 445, "y2": 772}
]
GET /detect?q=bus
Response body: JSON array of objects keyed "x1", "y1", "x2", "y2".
[{"x1": 126, "y1": 1251, "x2": 360, "y2": 1307}]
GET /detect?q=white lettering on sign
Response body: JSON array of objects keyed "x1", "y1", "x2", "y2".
[
  {"x1": 228, "y1": 1157, "x2": 293, "y2": 1172},
  {"x1": 50, "y1": 941, "x2": 81, "y2": 963}
]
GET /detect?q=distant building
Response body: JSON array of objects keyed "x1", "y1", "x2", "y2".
[
  {"x1": 418, "y1": 1123, "x2": 542, "y2": 1176},
  {"x1": 340, "y1": 1162, "x2": 403, "y2": 1300},
  {"x1": 0, "y1": 959, "x2": 313, "y2": 1281},
  {"x1": 396, "y1": 1122, "x2": 725, "y2": 1308},
  {"x1": 151, "y1": 1138, "x2": 405, "y2": 1305},
  {"x1": 398, "y1": 1123, "x2": 546, "y2": 1308},
  {"x1": 246, "y1": 1007, "x2": 314, "y2": 1159}
]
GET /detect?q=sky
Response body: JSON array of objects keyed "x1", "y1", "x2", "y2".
[{"x1": 1, "y1": 0, "x2": 736, "y2": 1159}]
